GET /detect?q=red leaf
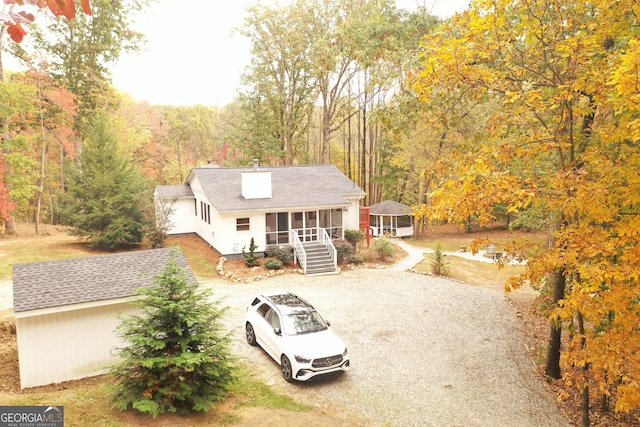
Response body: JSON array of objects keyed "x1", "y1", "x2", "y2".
[
  {"x1": 46, "y1": 0, "x2": 75, "y2": 19},
  {"x1": 7, "y1": 23, "x2": 26, "y2": 43},
  {"x1": 10, "y1": 11, "x2": 35, "y2": 24},
  {"x1": 81, "y1": 0, "x2": 91, "y2": 16},
  {"x1": 60, "y1": 0, "x2": 76, "y2": 19},
  {"x1": 45, "y1": 0, "x2": 63, "y2": 17}
]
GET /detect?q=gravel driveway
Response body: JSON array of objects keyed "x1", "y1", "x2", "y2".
[{"x1": 204, "y1": 268, "x2": 571, "y2": 427}]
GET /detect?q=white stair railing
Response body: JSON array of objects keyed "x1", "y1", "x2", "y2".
[{"x1": 290, "y1": 230, "x2": 307, "y2": 274}]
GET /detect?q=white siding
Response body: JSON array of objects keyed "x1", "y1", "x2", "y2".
[
  {"x1": 167, "y1": 198, "x2": 196, "y2": 234},
  {"x1": 217, "y1": 212, "x2": 267, "y2": 256},
  {"x1": 16, "y1": 302, "x2": 139, "y2": 388},
  {"x1": 343, "y1": 198, "x2": 362, "y2": 231}
]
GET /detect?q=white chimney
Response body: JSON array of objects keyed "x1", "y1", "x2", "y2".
[{"x1": 242, "y1": 159, "x2": 272, "y2": 199}]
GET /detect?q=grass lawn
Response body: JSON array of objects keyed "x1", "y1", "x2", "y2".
[{"x1": 414, "y1": 254, "x2": 527, "y2": 292}]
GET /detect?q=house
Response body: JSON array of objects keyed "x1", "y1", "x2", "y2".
[
  {"x1": 368, "y1": 200, "x2": 414, "y2": 238},
  {"x1": 155, "y1": 161, "x2": 366, "y2": 274},
  {"x1": 12, "y1": 248, "x2": 194, "y2": 388}
]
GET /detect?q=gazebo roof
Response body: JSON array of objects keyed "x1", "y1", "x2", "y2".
[{"x1": 368, "y1": 200, "x2": 413, "y2": 216}]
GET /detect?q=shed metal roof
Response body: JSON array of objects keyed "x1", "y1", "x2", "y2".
[
  {"x1": 156, "y1": 164, "x2": 365, "y2": 212},
  {"x1": 12, "y1": 248, "x2": 194, "y2": 313}
]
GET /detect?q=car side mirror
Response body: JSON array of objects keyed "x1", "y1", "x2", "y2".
[
  {"x1": 326, "y1": 320, "x2": 331, "y2": 327},
  {"x1": 274, "y1": 327, "x2": 281, "y2": 336}
]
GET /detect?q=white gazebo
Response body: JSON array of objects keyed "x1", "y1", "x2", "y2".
[{"x1": 368, "y1": 200, "x2": 414, "y2": 238}]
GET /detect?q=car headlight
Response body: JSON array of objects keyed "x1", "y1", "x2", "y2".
[
  {"x1": 294, "y1": 355, "x2": 312, "y2": 363},
  {"x1": 343, "y1": 348, "x2": 348, "y2": 357}
]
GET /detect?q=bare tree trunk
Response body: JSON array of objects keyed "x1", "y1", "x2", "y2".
[
  {"x1": 176, "y1": 139, "x2": 183, "y2": 182},
  {"x1": 577, "y1": 310, "x2": 590, "y2": 427},
  {"x1": 545, "y1": 270, "x2": 565, "y2": 379},
  {"x1": 367, "y1": 119, "x2": 375, "y2": 204},
  {"x1": 360, "y1": 103, "x2": 367, "y2": 204},
  {"x1": 33, "y1": 77, "x2": 49, "y2": 234},
  {"x1": 321, "y1": 103, "x2": 331, "y2": 164},
  {"x1": 347, "y1": 111, "x2": 352, "y2": 181}
]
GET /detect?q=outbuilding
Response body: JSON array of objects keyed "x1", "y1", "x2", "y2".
[
  {"x1": 12, "y1": 247, "x2": 193, "y2": 388},
  {"x1": 368, "y1": 200, "x2": 414, "y2": 238}
]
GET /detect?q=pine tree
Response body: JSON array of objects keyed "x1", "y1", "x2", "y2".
[
  {"x1": 430, "y1": 242, "x2": 449, "y2": 276},
  {"x1": 110, "y1": 249, "x2": 235, "y2": 417},
  {"x1": 60, "y1": 114, "x2": 149, "y2": 249}
]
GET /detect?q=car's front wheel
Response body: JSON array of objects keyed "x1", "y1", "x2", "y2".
[
  {"x1": 245, "y1": 322, "x2": 257, "y2": 346},
  {"x1": 281, "y1": 355, "x2": 294, "y2": 383}
]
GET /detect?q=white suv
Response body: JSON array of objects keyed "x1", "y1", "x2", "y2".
[{"x1": 244, "y1": 292, "x2": 350, "y2": 382}]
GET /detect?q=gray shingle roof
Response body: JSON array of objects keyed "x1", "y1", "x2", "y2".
[
  {"x1": 155, "y1": 184, "x2": 193, "y2": 199},
  {"x1": 369, "y1": 200, "x2": 413, "y2": 216},
  {"x1": 12, "y1": 248, "x2": 194, "y2": 313},
  {"x1": 156, "y1": 164, "x2": 365, "y2": 212}
]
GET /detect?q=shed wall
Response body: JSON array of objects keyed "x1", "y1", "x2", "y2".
[
  {"x1": 167, "y1": 198, "x2": 196, "y2": 234},
  {"x1": 16, "y1": 302, "x2": 138, "y2": 388}
]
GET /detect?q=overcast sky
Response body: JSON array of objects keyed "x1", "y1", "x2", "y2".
[{"x1": 6, "y1": 0, "x2": 470, "y2": 106}]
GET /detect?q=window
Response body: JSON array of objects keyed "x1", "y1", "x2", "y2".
[
  {"x1": 257, "y1": 303, "x2": 271, "y2": 318},
  {"x1": 267, "y1": 310, "x2": 281, "y2": 331},
  {"x1": 199, "y1": 201, "x2": 211, "y2": 224},
  {"x1": 237, "y1": 217, "x2": 250, "y2": 231}
]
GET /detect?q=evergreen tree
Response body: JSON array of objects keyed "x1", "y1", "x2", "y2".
[
  {"x1": 430, "y1": 242, "x2": 449, "y2": 276},
  {"x1": 110, "y1": 249, "x2": 235, "y2": 417},
  {"x1": 60, "y1": 115, "x2": 149, "y2": 249}
]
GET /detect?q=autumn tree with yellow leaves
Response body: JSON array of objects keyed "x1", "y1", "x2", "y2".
[{"x1": 410, "y1": 1, "x2": 640, "y2": 425}]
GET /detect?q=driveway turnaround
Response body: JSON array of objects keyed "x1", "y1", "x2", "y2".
[{"x1": 205, "y1": 268, "x2": 570, "y2": 427}]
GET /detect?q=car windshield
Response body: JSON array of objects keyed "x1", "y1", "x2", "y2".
[{"x1": 282, "y1": 310, "x2": 328, "y2": 335}]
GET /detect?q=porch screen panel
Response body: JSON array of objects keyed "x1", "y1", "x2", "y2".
[
  {"x1": 332, "y1": 209, "x2": 342, "y2": 237},
  {"x1": 291, "y1": 211, "x2": 317, "y2": 241},
  {"x1": 398, "y1": 215, "x2": 412, "y2": 227},
  {"x1": 319, "y1": 209, "x2": 342, "y2": 238},
  {"x1": 266, "y1": 212, "x2": 289, "y2": 244},
  {"x1": 276, "y1": 212, "x2": 288, "y2": 243},
  {"x1": 305, "y1": 211, "x2": 317, "y2": 240}
]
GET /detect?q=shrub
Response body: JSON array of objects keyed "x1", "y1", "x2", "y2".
[
  {"x1": 242, "y1": 237, "x2": 260, "y2": 267},
  {"x1": 332, "y1": 238, "x2": 355, "y2": 263},
  {"x1": 349, "y1": 254, "x2": 364, "y2": 264},
  {"x1": 344, "y1": 229, "x2": 364, "y2": 249},
  {"x1": 264, "y1": 258, "x2": 283, "y2": 270},
  {"x1": 373, "y1": 237, "x2": 395, "y2": 260},
  {"x1": 144, "y1": 225, "x2": 167, "y2": 249},
  {"x1": 430, "y1": 242, "x2": 449, "y2": 276},
  {"x1": 264, "y1": 245, "x2": 293, "y2": 263}
]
